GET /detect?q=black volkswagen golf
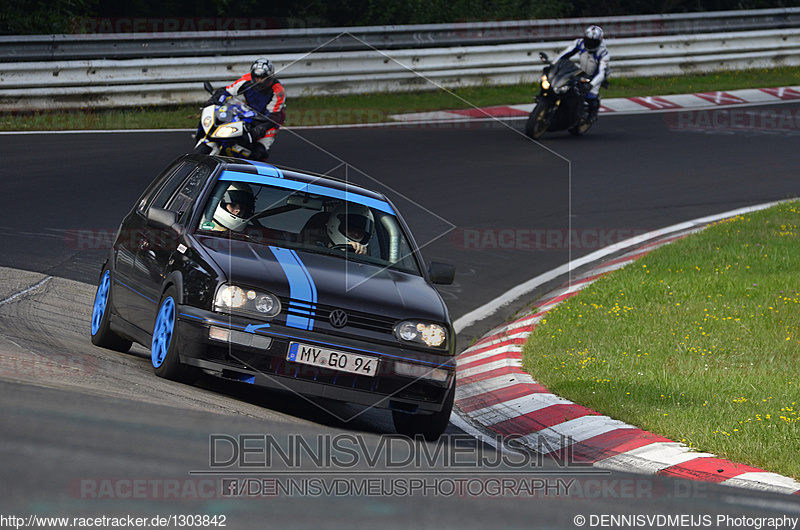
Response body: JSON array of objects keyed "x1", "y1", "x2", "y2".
[{"x1": 90, "y1": 154, "x2": 457, "y2": 439}]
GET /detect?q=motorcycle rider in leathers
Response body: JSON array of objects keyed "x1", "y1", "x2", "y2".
[
  {"x1": 210, "y1": 57, "x2": 286, "y2": 161},
  {"x1": 555, "y1": 25, "x2": 609, "y2": 123}
]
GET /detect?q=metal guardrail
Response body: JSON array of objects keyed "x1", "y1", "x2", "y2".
[
  {"x1": 1, "y1": 10, "x2": 800, "y2": 111},
  {"x1": 2, "y1": 8, "x2": 799, "y2": 61}
]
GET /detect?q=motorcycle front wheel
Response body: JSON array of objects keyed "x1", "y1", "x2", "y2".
[
  {"x1": 524, "y1": 101, "x2": 553, "y2": 140},
  {"x1": 192, "y1": 142, "x2": 213, "y2": 155}
]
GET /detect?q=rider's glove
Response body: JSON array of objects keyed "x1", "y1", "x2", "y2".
[
  {"x1": 250, "y1": 121, "x2": 269, "y2": 139},
  {"x1": 266, "y1": 110, "x2": 285, "y2": 127},
  {"x1": 206, "y1": 88, "x2": 229, "y2": 106}
]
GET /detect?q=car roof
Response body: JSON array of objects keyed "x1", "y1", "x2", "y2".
[{"x1": 186, "y1": 154, "x2": 389, "y2": 204}]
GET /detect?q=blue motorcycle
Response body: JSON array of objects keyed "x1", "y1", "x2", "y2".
[{"x1": 193, "y1": 82, "x2": 265, "y2": 159}]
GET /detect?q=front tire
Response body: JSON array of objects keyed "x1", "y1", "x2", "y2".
[
  {"x1": 192, "y1": 142, "x2": 212, "y2": 155},
  {"x1": 392, "y1": 383, "x2": 455, "y2": 441},
  {"x1": 524, "y1": 101, "x2": 553, "y2": 140},
  {"x1": 151, "y1": 286, "x2": 199, "y2": 384},
  {"x1": 90, "y1": 268, "x2": 132, "y2": 352}
]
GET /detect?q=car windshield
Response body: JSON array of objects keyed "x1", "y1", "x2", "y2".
[{"x1": 196, "y1": 175, "x2": 422, "y2": 275}]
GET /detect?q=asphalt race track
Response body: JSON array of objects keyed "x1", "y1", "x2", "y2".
[{"x1": 2, "y1": 104, "x2": 800, "y2": 526}]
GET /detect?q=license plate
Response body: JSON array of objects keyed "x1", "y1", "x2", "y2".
[{"x1": 287, "y1": 342, "x2": 379, "y2": 377}]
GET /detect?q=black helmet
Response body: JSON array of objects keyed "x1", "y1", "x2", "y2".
[{"x1": 250, "y1": 58, "x2": 275, "y2": 85}]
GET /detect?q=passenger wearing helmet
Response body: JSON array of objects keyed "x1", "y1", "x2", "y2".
[
  {"x1": 212, "y1": 57, "x2": 286, "y2": 162},
  {"x1": 325, "y1": 203, "x2": 375, "y2": 255},
  {"x1": 556, "y1": 25, "x2": 610, "y2": 123},
  {"x1": 209, "y1": 183, "x2": 256, "y2": 232}
]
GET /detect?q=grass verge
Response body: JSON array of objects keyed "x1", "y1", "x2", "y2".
[
  {"x1": 3, "y1": 66, "x2": 800, "y2": 132},
  {"x1": 522, "y1": 202, "x2": 800, "y2": 480}
]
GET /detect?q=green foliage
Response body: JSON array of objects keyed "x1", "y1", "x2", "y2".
[
  {"x1": 304, "y1": 0, "x2": 572, "y2": 26},
  {"x1": 2, "y1": 0, "x2": 798, "y2": 35},
  {"x1": 1, "y1": 0, "x2": 98, "y2": 35},
  {"x1": 522, "y1": 204, "x2": 800, "y2": 479}
]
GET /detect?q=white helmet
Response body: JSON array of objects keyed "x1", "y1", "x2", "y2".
[
  {"x1": 213, "y1": 183, "x2": 255, "y2": 231},
  {"x1": 583, "y1": 25, "x2": 604, "y2": 51},
  {"x1": 250, "y1": 57, "x2": 275, "y2": 85},
  {"x1": 326, "y1": 203, "x2": 375, "y2": 247}
]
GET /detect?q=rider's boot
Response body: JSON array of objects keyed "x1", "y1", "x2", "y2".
[
  {"x1": 587, "y1": 97, "x2": 599, "y2": 123},
  {"x1": 250, "y1": 143, "x2": 269, "y2": 162}
]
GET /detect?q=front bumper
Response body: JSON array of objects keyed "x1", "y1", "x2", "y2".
[{"x1": 175, "y1": 306, "x2": 455, "y2": 414}]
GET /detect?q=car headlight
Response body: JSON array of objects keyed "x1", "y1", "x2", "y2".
[
  {"x1": 394, "y1": 321, "x2": 448, "y2": 349},
  {"x1": 214, "y1": 284, "x2": 281, "y2": 318}
]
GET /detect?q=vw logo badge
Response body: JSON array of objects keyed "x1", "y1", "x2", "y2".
[{"x1": 329, "y1": 309, "x2": 348, "y2": 328}]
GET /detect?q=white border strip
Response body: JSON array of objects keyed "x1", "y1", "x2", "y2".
[{"x1": 0, "y1": 277, "x2": 52, "y2": 307}]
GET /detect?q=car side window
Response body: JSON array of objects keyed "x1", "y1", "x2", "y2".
[
  {"x1": 168, "y1": 165, "x2": 212, "y2": 224},
  {"x1": 135, "y1": 161, "x2": 191, "y2": 216},
  {"x1": 149, "y1": 161, "x2": 198, "y2": 211}
]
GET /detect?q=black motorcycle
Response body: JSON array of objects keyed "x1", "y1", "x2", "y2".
[{"x1": 524, "y1": 52, "x2": 596, "y2": 140}]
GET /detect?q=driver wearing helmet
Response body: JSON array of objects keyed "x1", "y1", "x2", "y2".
[
  {"x1": 212, "y1": 57, "x2": 286, "y2": 162},
  {"x1": 556, "y1": 25, "x2": 610, "y2": 123},
  {"x1": 209, "y1": 183, "x2": 256, "y2": 232},
  {"x1": 325, "y1": 203, "x2": 375, "y2": 255}
]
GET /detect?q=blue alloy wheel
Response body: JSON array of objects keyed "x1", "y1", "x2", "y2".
[
  {"x1": 90, "y1": 267, "x2": 132, "y2": 352},
  {"x1": 91, "y1": 270, "x2": 111, "y2": 336},
  {"x1": 152, "y1": 296, "x2": 176, "y2": 368}
]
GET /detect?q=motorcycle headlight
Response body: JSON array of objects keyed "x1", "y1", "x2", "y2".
[
  {"x1": 394, "y1": 321, "x2": 448, "y2": 349},
  {"x1": 201, "y1": 107, "x2": 215, "y2": 133},
  {"x1": 214, "y1": 125, "x2": 239, "y2": 138},
  {"x1": 555, "y1": 84, "x2": 569, "y2": 94},
  {"x1": 215, "y1": 284, "x2": 281, "y2": 318},
  {"x1": 541, "y1": 76, "x2": 550, "y2": 90}
]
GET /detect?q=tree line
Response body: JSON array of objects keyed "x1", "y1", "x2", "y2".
[{"x1": 2, "y1": 0, "x2": 796, "y2": 35}]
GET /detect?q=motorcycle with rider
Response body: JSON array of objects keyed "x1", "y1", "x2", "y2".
[
  {"x1": 194, "y1": 58, "x2": 286, "y2": 161},
  {"x1": 524, "y1": 25, "x2": 609, "y2": 140}
]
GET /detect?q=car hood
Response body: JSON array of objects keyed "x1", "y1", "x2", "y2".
[{"x1": 197, "y1": 237, "x2": 449, "y2": 323}]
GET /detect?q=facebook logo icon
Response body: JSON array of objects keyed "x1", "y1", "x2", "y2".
[{"x1": 221, "y1": 479, "x2": 239, "y2": 496}]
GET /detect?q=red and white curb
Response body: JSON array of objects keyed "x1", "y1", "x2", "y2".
[
  {"x1": 390, "y1": 85, "x2": 800, "y2": 122},
  {"x1": 451, "y1": 208, "x2": 800, "y2": 496}
]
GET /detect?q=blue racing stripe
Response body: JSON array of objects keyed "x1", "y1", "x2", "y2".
[
  {"x1": 250, "y1": 163, "x2": 284, "y2": 178},
  {"x1": 219, "y1": 170, "x2": 394, "y2": 214},
  {"x1": 270, "y1": 247, "x2": 318, "y2": 330}
]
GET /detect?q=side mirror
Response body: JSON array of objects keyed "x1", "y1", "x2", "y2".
[
  {"x1": 146, "y1": 207, "x2": 180, "y2": 232},
  {"x1": 203, "y1": 81, "x2": 215, "y2": 95},
  {"x1": 428, "y1": 261, "x2": 456, "y2": 286},
  {"x1": 539, "y1": 52, "x2": 549, "y2": 63}
]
